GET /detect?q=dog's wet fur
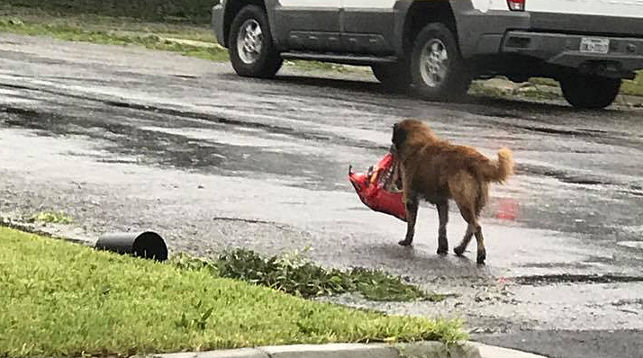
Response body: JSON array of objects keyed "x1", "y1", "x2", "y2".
[{"x1": 391, "y1": 119, "x2": 514, "y2": 264}]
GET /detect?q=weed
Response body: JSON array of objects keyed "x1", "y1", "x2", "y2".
[
  {"x1": 30, "y1": 211, "x2": 73, "y2": 224},
  {"x1": 175, "y1": 300, "x2": 215, "y2": 330},
  {"x1": 214, "y1": 248, "x2": 450, "y2": 302},
  {"x1": 349, "y1": 268, "x2": 448, "y2": 302},
  {"x1": 169, "y1": 252, "x2": 219, "y2": 276}
]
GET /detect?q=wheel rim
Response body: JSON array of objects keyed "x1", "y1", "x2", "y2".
[
  {"x1": 236, "y1": 19, "x2": 263, "y2": 64},
  {"x1": 419, "y1": 39, "x2": 448, "y2": 88}
]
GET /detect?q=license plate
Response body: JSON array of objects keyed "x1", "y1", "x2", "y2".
[{"x1": 580, "y1": 37, "x2": 610, "y2": 54}]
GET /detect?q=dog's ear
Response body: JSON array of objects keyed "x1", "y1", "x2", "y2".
[{"x1": 392, "y1": 122, "x2": 407, "y2": 148}]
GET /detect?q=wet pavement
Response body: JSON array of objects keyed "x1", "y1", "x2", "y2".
[{"x1": 0, "y1": 33, "x2": 642, "y2": 358}]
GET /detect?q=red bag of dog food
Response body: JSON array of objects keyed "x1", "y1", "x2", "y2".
[{"x1": 348, "y1": 152, "x2": 407, "y2": 222}]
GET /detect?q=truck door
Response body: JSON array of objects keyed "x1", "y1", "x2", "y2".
[
  {"x1": 340, "y1": 0, "x2": 397, "y2": 55},
  {"x1": 272, "y1": 0, "x2": 342, "y2": 52}
]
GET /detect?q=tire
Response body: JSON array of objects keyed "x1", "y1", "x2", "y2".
[
  {"x1": 372, "y1": 62, "x2": 411, "y2": 93},
  {"x1": 410, "y1": 23, "x2": 471, "y2": 101},
  {"x1": 559, "y1": 74, "x2": 621, "y2": 109},
  {"x1": 228, "y1": 5, "x2": 282, "y2": 78}
]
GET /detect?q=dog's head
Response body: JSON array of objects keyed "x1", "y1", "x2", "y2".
[
  {"x1": 391, "y1": 119, "x2": 435, "y2": 153},
  {"x1": 391, "y1": 122, "x2": 407, "y2": 151}
]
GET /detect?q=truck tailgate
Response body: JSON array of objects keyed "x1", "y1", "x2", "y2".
[{"x1": 526, "y1": 0, "x2": 643, "y2": 37}]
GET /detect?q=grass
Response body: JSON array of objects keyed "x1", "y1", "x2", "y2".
[
  {"x1": 469, "y1": 81, "x2": 560, "y2": 101},
  {"x1": 0, "y1": 5, "x2": 215, "y2": 39},
  {"x1": 0, "y1": 226, "x2": 465, "y2": 357},
  {"x1": 530, "y1": 74, "x2": 643, "y2": 97},
  {"x1": 0, "y1": 12, "x2": 229, "y2": 62},
  {"x1": 470, "y1": 76, "x2": 643, "y2": 103},
  {"x1": 2, "y1": 0, "x2": 215, "y2": 24},
  {"x1": 621, "y1": 74, "x2": 643, "y2": 97},
  {"x1": 29, "y1": 210, "x2": 73, "y2": 224},
  {"x1": 289, "y1": 60, "x2": 357, "y2": 73}
]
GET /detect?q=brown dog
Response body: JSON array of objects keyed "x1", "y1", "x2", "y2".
[{"x1": 391, "y1": 119, "x2": 514, "y2": 264}]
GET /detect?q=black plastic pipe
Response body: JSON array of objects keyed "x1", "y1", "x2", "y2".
[{"x1": 95, "y1": 231, "x2": 168, "y2": 262}]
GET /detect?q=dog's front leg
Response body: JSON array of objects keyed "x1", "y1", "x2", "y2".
[
  {"x1": 399, "y1": 193, "x2": 418, "y2": 246},
  {"x1": 436, "y1": 201, "x2": 449, "y2": 255}
]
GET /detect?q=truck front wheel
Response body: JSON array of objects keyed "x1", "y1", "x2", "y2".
[
  {"x1": 229, "y1": 5, "x2": 282, "y2": 78},
  {"x1": 559, "y1": 74, "x2": 621, "y2": 109},
  {"x1": 410, "y1": 23, "x2": 471, "y2": 101}
]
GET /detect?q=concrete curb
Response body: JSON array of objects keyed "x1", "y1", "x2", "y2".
[
  {"x1": 147, "y1": 342, "x2": 548, "y2": 358},
  {"x1": 473, "y1": 343, "x2": 548, "y2": 358}
]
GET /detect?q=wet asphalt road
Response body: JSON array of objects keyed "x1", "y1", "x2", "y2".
[{"x1": 0, "y1": 33, "x2": 642, "y2": 358}]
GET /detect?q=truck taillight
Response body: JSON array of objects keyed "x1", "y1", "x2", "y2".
[{"x1": 507, "y1": 0, "x2": 525, "y2": 11}]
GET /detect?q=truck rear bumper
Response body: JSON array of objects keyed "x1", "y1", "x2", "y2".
[{"x1": 501, "y1": 31, "x2": 643, "y2": 76}]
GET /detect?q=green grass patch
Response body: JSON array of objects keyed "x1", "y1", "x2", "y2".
[
  {"x1": 0, "y1": 227, "x2": 465, "y2": 357},
  {"x1": 289, "y1": 60, "x2": 353, "y2": 73},
  {"x1": 0, "y1": 14, "x2": 229, "y2": 62},
  {"x1": 516, "y1": 87, "x2": 561, "y2": 101},
  {"x1": 528, "y1": 77, "x2": 559, "y2": 87},
  {"x1": 29, "y1": 210, "x2": 73, "y2": 224},
  {"x1": 530, "y1": 74, "x2": 643, "y2": 97},
  {"x1": 621, "y1": 72, "x2": 643, "y2": 97},
  {"x1": 0, "y1": 5, "x2": 217, "y2": 41},
  {"x1": 470, "y1": 81, "x2": 561, "y2": 101},
  {"x1": 2, "y1": 0, "x2": 215, "y2": 24},
  {"x1": 468, "y1": 81, "x2": 510, "y2": 99}
]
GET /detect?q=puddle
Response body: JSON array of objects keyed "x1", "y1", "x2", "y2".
[
  {"x1": 513, "y1": 274, "x2": 643, "y2": 286},
  {"x1": 617, "y1": 241, "x2": 643, "y2": 250}
]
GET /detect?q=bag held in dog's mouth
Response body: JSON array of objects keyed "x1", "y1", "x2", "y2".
[{"x1": 348, "y1": 152, "x2": 406, "y2": 222}]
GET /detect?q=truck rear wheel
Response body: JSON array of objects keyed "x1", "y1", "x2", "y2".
[
  {"x1": 229, "y1": 5, "x2": 282, "y2": 78},
  {"x1": 372, "y1": 62, "x2": 411, "y2": 93},
  {"x1": 559, "y1": 74, "x2": 621, "y2": 109},
  {"x1": 410, "y1": 23, "x2": 471, "y2": 101}
]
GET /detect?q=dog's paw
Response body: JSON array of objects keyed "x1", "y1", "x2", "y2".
[
  {"x1": 398, "y1": 240, "x2": 413, "y2": 247},
  {"x1": 453, "y1": 246, "x2": 465, "y2": 256},
  {"x1": 477, "y1": 254, "x2": 486, "y2": 265},
  {"x1": 437, "y1": 247, "x2": 448, "y2": 256}
]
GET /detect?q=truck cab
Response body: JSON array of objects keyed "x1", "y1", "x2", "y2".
[{"x1": 212, "y1": 0, "x2": 643, "y2": 108}]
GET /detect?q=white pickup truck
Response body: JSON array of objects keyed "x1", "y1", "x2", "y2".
[{"x1": 212, "y1": 0, "x2": 643, "y2": 108}]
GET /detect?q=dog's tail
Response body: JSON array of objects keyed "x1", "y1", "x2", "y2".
[{"x1": 480, "y1": 148, "x2": 514, "y2": 183}]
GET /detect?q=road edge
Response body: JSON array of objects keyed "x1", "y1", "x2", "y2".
[{"x1": 145, "y1": 342, "x2": 549, "y2": 358}]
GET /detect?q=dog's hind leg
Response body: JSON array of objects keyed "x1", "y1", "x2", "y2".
[
  {"x1": 474, "y1": 224, "x2": 486, "y2": 265},
  {"x1": 453, "y1": 203, "x2": 485, "y2": 264},
  {"x1": 473, "y1": 183, "x2": 489, "y2": 264},
  {"x1": 437, "y1": 201, "x2": 449, "y2": 255},
  {"x1": 399, "y1": 193, "x2": 418, "y2": 246},
  {"x1": 449, "y1": 173, "x2": 481, "y2": 260},
  {"x1": 453, "y1": 205, "x2": 476, "y2": 258}
]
